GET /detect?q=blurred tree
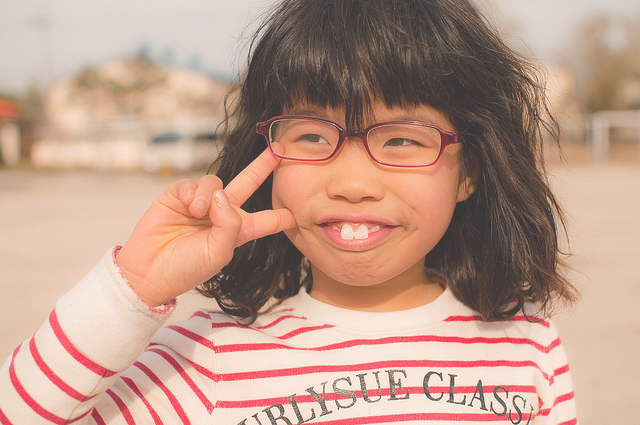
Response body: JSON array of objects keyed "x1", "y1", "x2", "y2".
[
  {"x1": 622, "y1": 16, "x2": 640, "y2": 109},
  {"x1": 72, "y1": 57, "x2": 167, "y2": 117},
  {"x1": 567, "y1": 14, "x2": 640, "y2": 112},
  {"x1": 136, "y1": 41, "x2": 154, "y2": 63},
  {"x1": 187, "y1": 53, "x2": 204, "y2": 72},
  {"x1": 159, "y1": 46, "x2": 177, "y2": 66}
]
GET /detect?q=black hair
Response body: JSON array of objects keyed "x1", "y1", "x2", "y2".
[{"x1": 198, "y1": 0, "x2": 577, "y2": 322}]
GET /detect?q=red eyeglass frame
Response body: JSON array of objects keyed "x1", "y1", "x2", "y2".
[{"x1": 256, "y1": 115, "x2": 460, "y2": 167}]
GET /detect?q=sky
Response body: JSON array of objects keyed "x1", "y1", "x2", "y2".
[{"x1": 1, "y1": 0, "x2": 640, "y2": 95}]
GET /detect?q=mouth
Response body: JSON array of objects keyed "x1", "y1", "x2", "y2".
[
  {"x1": 318, "y1": 215, "x2": 397, "y2": 244},
  {"x1": 330, "y1": 223, "x2": 382, "y2": 240}
]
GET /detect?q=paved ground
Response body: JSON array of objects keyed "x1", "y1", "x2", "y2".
[{"x1": 0, "y1": 159, "x2": 638, "y2": 424}]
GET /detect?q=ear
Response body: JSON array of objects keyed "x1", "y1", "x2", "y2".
[
  {"x1": 456, "y1": 159, "x2": 479, "y2": 203},
  {"x1": 456, "y1": 174, "x2": 477, "y2": 202}
]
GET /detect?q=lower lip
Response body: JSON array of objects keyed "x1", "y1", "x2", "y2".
[{"x1": 320, "y1": 224, "x2": 395, "y2": 250}]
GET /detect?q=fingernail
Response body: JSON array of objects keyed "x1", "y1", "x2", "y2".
[
  {"x1": 214, "y1": 190, "x2": 230, "y2": 208},
  {"x1": 195, "y1": 199, "x2": 207, "y2": 213}
]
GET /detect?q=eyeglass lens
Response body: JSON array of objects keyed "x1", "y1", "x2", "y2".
[{"x1": 269, "y1": 118, "x2": 443, "y2": 166}]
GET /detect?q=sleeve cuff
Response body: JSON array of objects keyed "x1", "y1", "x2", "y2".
[
  {"x1": 54, "y1": 246, "x2": 177, "y2": 371},
  {"x1": 111, "y1": 245, "x2": 178, "y2": 316}
]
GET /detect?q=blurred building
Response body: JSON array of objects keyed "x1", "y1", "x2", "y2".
[
  {"x1": 31, "y1": 58, "x2": 230, "y2": 172},
  {"x1": 0, "y1": 98, "x2": 21, "y2": 167}
]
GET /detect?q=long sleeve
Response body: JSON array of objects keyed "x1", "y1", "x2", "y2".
[
  {"x1": 0, "y1": 247, "x2": 175, "y2": 425},
  {"x1": 535, "y1": 320, "x2": 578, "y2": 425}
]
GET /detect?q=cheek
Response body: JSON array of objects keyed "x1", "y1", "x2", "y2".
[
  {"x1": 271, "y1": 169, "x2": 286, "y2": 209},
  {"x1": 404, "y1": 181, "x2": 458, "y2": 233},
  {"x1": 401, "y1": 168, "x2": 463, "y2": 233},
  {"x1": 271, "y1": 164, "x2": 313, "y2": 211},
  {"x1": 271, "y1": 165, "x2": 320, "y2": 246},
  {"x1": 271, "y1": 166, "x2": 291, "y2": 209}
]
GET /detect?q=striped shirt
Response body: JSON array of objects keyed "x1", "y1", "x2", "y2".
[{"x1": 0, "y1": 247, "x2": 577, "y2": 424}]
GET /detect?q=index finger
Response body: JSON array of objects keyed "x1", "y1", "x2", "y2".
[{"x1": 224, "y1": 146, "x2": 281, "y2": 207}]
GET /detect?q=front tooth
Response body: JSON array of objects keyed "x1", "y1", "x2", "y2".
[
  {"x1": 354, "y1": 224, "x2": 369, "y2": 239},
  {"x1": 340, "y1": 224, "x2": 355, "y2": 240}
]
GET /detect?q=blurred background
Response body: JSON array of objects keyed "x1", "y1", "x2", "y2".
[{"x1": 1, "y1": 0, "x2": 639, "y2": 423}]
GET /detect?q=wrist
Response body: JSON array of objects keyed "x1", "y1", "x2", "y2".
[{"x1": 114, "y1": 246, "x2": 176, "y2": 309}]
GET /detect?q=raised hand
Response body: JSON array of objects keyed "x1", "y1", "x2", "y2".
[{"x1": 116, "y1": 146, "x2": 296, "y2": 307}]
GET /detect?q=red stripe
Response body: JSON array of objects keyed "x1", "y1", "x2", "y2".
[
  {"x1": 445, "y1": 315, "x2": 485, "y2": 322},
  {"x1": 558, "y1": 419, "x2": 578, "y2": 425},
  {"x1": 210, "y1": 320, "x2": 333, "y2": 339},
  {"x1": 0, "y1": 407, "x2": 13, "y2": 425},
  {"x1": 555, "y1": 391, "x2": 575, "y2": 405},
  {"x1": 49, "y1": 310, "x2": 116, "y2": 377},
  {"x1": 195, "y1": 304, "x2": 295, "y2": 319},
  {"x1": 547, "y1": 361, "x2": 569, "y2": 386},
  {"x1": 134, "y1": 361, "x2": 192, "y2": 425},
  {"x1": 121, "y1": 377, "x2": 164, "y2": 425},
  {"x1": 147, "y1": 347, "x2": 214, "y2": 413},
  {"x1": 168, "y1": 353, "x2": 550, "y2": 386},
  {"x1": 191, "y1": 311, "x2": 210, "y2": 320},
  {"x1": 548, "y1": 337, "x2": 562, "y2": 351},
  {"x1": 9, "y1": 347, "x2": 68, "y2": 425},
  {"x1": 29, "y1": 337, "x2": 94, "y2": 402},
  {"x1": 214, "y1": 333, "x2": 551, "y2": 354},
  {"x1": 306, "y1": 412, "x2": 530, "y2": 423},
  {"x1": 217, "y1": 358, "x2": 547, "y2": 382},
  {"x1": 185, "y1": 312, "x2": 553, "y2": 351},
  {"x1": 167, "y1": 325, "x2": 215, "y2": 350},
  {"x1": 209, "y1": 322, "x2": 240, "y2": 329},
  {"x1": 193, "y1": 312, "x2": 325, "y2": 339},
  {"x1": 191, "y1": 311, "x2": 550, "y2": 346},
  {"x1": 554, "y1": 364, "x2": 570, "y2": 377},
  {"x1": 538, "y1": 391, "x2": 575, "y2": 417},
  {"x1": 275, "y1": 324, "x2": 334, "y2": 339},
  {"x1": 68, "y1": 412, "x2": 92, "y2": 423},
  {"x1": 445, "y1": 314, "x2": 550, "y2": 327},
  {"x1": 106, "y1": 389, "x2": 136, "y2": 425},
  {"x1": 91, "y1": 410, "x2": 106, "y2": 425},
  {"x1": 185, "y1": 358, "x2": 220, "y2": 382},
  {"x1": 145, "y1": 346, "x2": 217, "y2": 382},
  {"x1": 257, "y1": 314, "x2": 307, "y2": 329}
]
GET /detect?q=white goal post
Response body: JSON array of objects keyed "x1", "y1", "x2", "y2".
[{"x1": 590, "y1": 110, "x2": 640, "y2": 161}]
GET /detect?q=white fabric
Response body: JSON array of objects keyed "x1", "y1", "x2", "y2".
[{"x1": 0, "y1": 247, "x2": 577, "y2": 424}]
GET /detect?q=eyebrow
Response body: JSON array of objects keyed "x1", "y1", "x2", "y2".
[
  {"x1": 393, "y1": 114, "x2": 438, "y2": 124},
  {"x1": 283, "y1": 107, "x2": 328, "y2": 118}
]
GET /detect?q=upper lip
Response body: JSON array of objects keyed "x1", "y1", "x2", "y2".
[{"x1": 318, "y1": 213, "x2": 398, "y2": 228}]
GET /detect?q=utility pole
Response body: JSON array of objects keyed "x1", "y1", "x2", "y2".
[{"x1": 30, "y1": 11, "x2": 53, "y2": 89}]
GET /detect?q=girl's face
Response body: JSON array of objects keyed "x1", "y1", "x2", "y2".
[{"x1": 271, "y1": 102, "x2": 474, "y2": 311}]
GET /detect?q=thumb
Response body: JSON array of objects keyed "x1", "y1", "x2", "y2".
[{"x1": 207, "y1": 189, "x2": 242, "y2": 264}]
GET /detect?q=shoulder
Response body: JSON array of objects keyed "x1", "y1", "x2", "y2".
[
  {"x1": 149, "y1": 297, "x2": 313, "y2": 349},
  {"x1": 443, "y1": 298, "x2": 562, "y2": 354}
]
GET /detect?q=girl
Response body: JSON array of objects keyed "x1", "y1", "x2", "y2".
[{"x1": 0, "y1": 0, "x2": 578, "y2": 424}]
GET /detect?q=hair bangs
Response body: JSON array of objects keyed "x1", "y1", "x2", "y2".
[{"x1": 251, "y1": 0, "x2": 461, "y2": 128}]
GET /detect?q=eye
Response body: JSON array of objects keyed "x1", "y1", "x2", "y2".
[
  {"x1": 384, "y1": 138, "x2": 423, "y2": 147},
  {"x1": 298, "y1": 133, "x2": 330, "y2": 144}
]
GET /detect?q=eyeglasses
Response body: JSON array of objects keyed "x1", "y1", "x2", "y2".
[{"x1": 256, "y1": 116, "x2": 459, "y2": 167}]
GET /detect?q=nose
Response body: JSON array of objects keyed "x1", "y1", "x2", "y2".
[{"x1": 325, "y1": 140, "x2": 385, "y2": 203}]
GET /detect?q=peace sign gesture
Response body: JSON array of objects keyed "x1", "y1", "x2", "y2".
[{"x1": 116, "y1": 147, "x2": 296, "y2": 307}]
